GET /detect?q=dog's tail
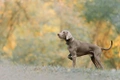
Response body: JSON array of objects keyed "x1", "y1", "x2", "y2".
[{"x1": 101, "y1": 40, "x2": 113, "y2": 50}]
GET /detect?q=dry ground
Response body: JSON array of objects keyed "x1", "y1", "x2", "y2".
[{"x1": 0, "y1": 62, "x2": 120, "y2": 80}]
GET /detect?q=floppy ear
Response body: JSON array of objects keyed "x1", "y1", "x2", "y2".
[{"x1": 66, "y1": 31, "x2": 72, "y2": 40}]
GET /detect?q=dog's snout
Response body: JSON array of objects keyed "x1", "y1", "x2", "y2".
[{"x1": 57, "y1": 33, "x2": 60, "y2": 36}]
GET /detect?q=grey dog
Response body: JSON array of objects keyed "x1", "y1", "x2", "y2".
[{"x1": 58, "y1": 30, "x2": 113, "y2": 69}]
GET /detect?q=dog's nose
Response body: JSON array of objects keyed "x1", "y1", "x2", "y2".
[{"x1": 57, "y1": 33, "x2": 59, "y2": 36}]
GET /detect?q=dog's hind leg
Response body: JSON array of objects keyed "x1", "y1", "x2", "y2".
[
  {"x1": 91, "y1": 56, "x2": 99, "y2": 69},
  {"x1": 94, "y1": 56, "x2": 104, "y2": 69},
  {"x1": 90, "y1": 51, "x2": 103, "y2": 69}
]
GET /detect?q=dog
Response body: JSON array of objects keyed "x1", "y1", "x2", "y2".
[{"x1": 57, "y1": 30, "x2": 113, "y2": 69}]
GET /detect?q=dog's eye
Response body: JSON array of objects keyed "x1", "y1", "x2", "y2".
[{"x1": 63, "y1": 32, "x2": 65, "y2": 33}]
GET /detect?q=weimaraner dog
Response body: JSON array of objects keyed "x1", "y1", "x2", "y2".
[{"x1": 58, "y1": 30, "x2": 113, "y2": 69}]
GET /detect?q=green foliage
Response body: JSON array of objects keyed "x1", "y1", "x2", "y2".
[
  {"x1": 11, "y1": 34, "x2": 68, "y2": 66},
  {"x1": 84, "y1": 0, "x2": 119, "y2": 22},
  {"x1": 110, "y1": 13, "x2": 120, "y2": 33}
]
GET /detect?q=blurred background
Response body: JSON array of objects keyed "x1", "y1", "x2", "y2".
[{"x1": 0, "y1": 0, "x2": 120, "y2": 69}]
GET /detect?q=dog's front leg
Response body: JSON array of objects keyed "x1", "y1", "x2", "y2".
[
  {"x1": 68, "y1": 54, "x2": 72, "y2": 60},
  {"x1": 69, "y1": 48, "x2": 77, "y2": 68},
  {"x1": 69, "y1": 50, "x2": 77, "y2": 68},
  {"x1": 72, "y1": 54, "x2": 77, "y2": 68},
  {"x1": 68, "y1": 53, "x2": 76, "y2": 67}
]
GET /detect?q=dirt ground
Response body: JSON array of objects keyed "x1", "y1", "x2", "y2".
[{"x1": 0, "y1": 62, "x2": 120, "y2": 80}]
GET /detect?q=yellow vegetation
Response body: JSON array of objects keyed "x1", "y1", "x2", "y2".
[{"x1": 3, "y1": 34, "x2": 16, "y2": 58}]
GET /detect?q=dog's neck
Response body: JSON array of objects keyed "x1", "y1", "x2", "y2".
[{"x1": 66, "y1": 38, "x2": 74, "y2": 45}]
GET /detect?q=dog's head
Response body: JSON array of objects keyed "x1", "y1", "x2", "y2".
[{"x1": 57, "y1": 30, "x2": 73, "y2": 40}]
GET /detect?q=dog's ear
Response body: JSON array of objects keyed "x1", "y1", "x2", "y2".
[{"x1": 66, "y1": 31, "x2": 72, "y2": 40}]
